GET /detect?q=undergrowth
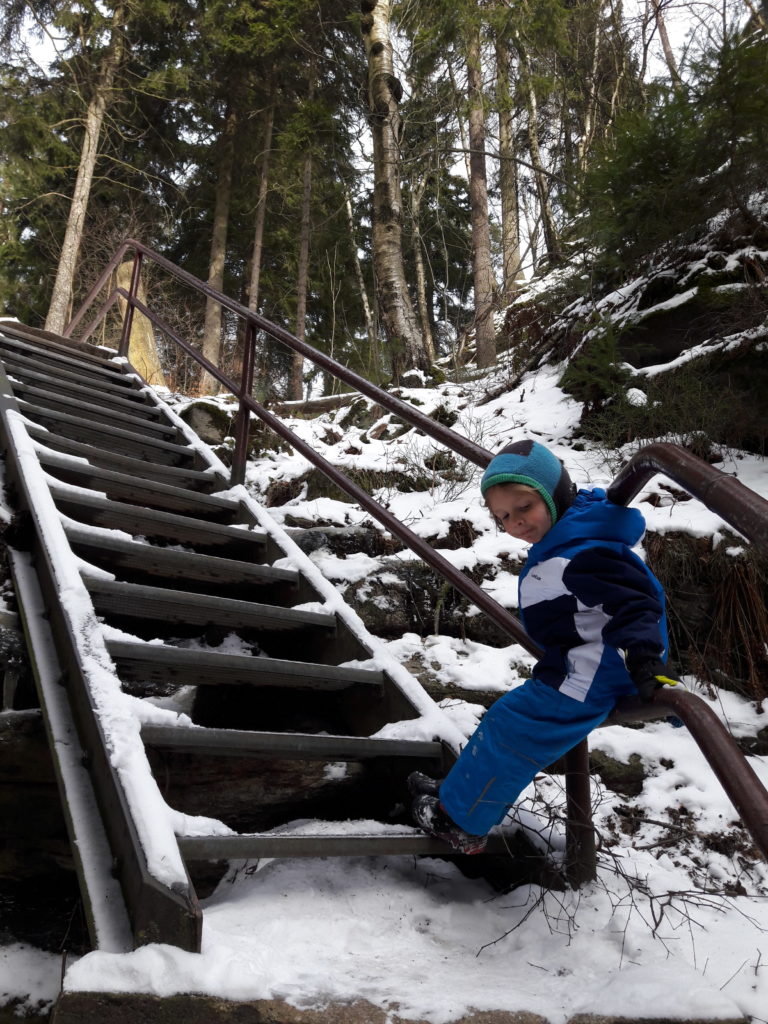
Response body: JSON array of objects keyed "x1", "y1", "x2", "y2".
[{"x1": 645, "y1": 531, "x2": 768, "y2": 703}]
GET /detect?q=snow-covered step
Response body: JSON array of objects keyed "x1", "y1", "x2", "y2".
[
  {"x1": 141, "y1": 724, "x2": 442, "y2": 762},
  {"x1": 108, "y1": 640, "x2": 385, "y2": 692},
  {"x1": 25, "y1": 421, "x2": 223, "y2": 491},
  {"x1": 16, "y1": 396, "x2": 197, "y2": 465},
  {"x1": 88, "y1": 579, "x2": 336, "y2": 632},
  {"x1": 48, "y1": 484, "x2": 269, "y2": 552},
  {"x1": 3, "y1": 358, "x2": 163, "y2": 419},
  {"x1": 179, "y1": 830, "x2": 451, "y2": 859},
  {"x1": 38, "y1": 446, "x2": 239, "y2": 519},
  {"x1": 65, "y1": 525, "x2": 298, "y2": 591},
  {"x1": 0, "y1": 321, "x2": 132, "y2": 381},
  {"x1": 177, "y1": 827, "x2": 517, "y2": 860},
  {"x1": 13, "y1": 380, "x2": 181, "y2": 439}
]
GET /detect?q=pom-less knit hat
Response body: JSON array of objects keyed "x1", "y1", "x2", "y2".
[{"x1": 480, "y1": 439, "x2": 575, "y2": 525}]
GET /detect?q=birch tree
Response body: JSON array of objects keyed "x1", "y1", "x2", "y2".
[
  {"x1": 288, "y1": 69, "x2": 316, "y2": 402},
  {"x1": 360, "y1": 0, "x2": 431, "y2": 376},
  {"x1": 45, "y1": 2, "x2": 126, "y2": 333}
]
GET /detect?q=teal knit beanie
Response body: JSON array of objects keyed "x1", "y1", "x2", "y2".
[{"x1": 480, "y1": 439, "x2": 575, "y2": 525}]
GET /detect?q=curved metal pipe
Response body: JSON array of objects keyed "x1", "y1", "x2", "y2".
[
  {"x1": 607, "y1": 442, "x2": 768, "y2": 550},
  {"x1": 116, "y1": 288, "x2": 544, "y2": 659}
]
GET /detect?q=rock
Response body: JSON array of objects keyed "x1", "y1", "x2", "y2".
[
  {"x1": 178, "y1": 401, "x2": 233, "y2": 444},
  {"x1": 342, "y1": 562, "x2": 517, "y2": 647},
  {"x1": 287, "y1": 525, "x2": 402, "y2": 559},
  {"x1": 589, "y1": 750, "x2": 646, "y2": 797}
]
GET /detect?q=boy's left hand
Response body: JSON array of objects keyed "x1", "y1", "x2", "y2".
[{"x1": 627, "y1": 656, "x2": 682, "y2": 702}]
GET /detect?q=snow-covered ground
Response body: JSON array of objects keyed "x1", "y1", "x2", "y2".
[{"x1": 2, "y1": 341, "x2": 768, "y2": 1022}]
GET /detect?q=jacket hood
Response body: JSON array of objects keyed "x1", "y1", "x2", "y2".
[{"x1": 529, "y1": 487, "x2": 646, "y2": 560}]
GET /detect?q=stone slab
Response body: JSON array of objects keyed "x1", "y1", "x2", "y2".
[{"x1": 46, "y1": 993, "x2": 749, "y2": 1024}]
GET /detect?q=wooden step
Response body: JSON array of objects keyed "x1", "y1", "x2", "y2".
[
  {"x1": 12, "y1": 380, "x2": 180, "y2": 439},
  {"x1": 67, "y1": 524, "x2": 297, "y2": 590},
  {"x1": 107, "y1": 640, "x2": 384, "y2": 691},
  {"x1": 26, "y1": 422, "x2": 224, "y2": 491},
  {"x1": 177, "y1": 828, "x2": 514, "y2": 859},
  {"x1": 18, "y1": 398, "x2": 198, "y2": 466},
  {"x1": 38, "y1": 446, "x2": 239, "y2": 520},
  {"x1": 2, "y1": 348, "x2": 154, "y2": 404},
  {"x1": 49, "y1": 483, "x2": 268, "y2": 551},
  {"x1": 5, "y1": 360, "x2": 163, "y2": 419},
  {"x1": 0, "y1": 324, "x2": 130, "y2": 380},
  {"x1": 88, "y1": 579, "x2": 335, "y2": 632},
  {"x1": 0, "y1": 318, "x2": 119, "y2": 361},
  {"x1": 141, "y1": 723, "x2": 443, "y2": 761}
]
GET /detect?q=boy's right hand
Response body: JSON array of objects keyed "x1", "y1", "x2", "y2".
[{"x1": 627, "y1": 656, "x2": 681, "y2": 702}]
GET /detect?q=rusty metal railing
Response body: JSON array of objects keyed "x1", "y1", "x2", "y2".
[
  {"x1": 66, "y1": 239, "x2": 768, "y2": 883},
  {"x1": 608, "y1": 442, "x2": 768, "y2": 551}
]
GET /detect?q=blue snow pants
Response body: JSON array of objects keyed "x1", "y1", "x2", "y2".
[{"x1": 439, "y1": 678, "x2": 616, "y2": 835}]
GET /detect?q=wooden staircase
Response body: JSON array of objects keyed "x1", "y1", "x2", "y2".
[{"x1": 0, "y1": 320, "x2": 516, "y2": 955}]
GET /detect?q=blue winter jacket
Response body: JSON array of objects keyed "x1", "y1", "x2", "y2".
[{"x1": 518, "y1": 488, "x2": 668, "y2": 705}]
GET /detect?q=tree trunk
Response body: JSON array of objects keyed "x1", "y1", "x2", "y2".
[
  {"x1": 466, "y1": 27, "x2": 496, "y2": 368},
  {"x1": 247, "y1": 93, "x2": 276, "y2": 313},
  {"x1": 45, "y1": 3, "x2": 125, "y2": 334},
  {"x1": 344, "y1": 190, "x2": 380, "y2": 380},
  {"x1": 516, "y1": 39, "x2": 562, "y2": 266},
  {"x1": 361, "y1": 0, "x2": 430, "y2": 378},
  {"x1": 199, "y1": 103, "x2": 238, "y2": 395},
  {"x1": 288, "y1": 112, "x2": 314, "y2": 402},
  {"x1": 409, "y1": 175, "x2": 436, "y2": 364},
  {"x1": 650, "y1": 0, "x2": 683, "y2": 89},
  {"x1": 115, "y1": 262, "x2": 166, "y2": 387},
  {"x1": 577, "y1": 19, "x2": 602, "y2": 171},
  {"x1": 495, "y1": 38, "x2": 524, "y2": 303},
  {"x1": 236, "y1": 93, "x2": 275, "y2": 397},
  {"x1": 446, "y1": 61, "x2": 472, "y2": 182}
]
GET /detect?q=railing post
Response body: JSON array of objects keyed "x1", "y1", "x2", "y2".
[
  {"x1": 118, "y1": 251, "x2": 143, "y2": 358},
  {"x1": 230, "y1": 321, "x2": 257, "y2": 486},
  {"x1": 564, "y1": 739, "x2": 597, "y2": 887}
]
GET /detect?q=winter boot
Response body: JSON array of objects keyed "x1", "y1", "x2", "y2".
[
  {"x1": 406, "y1": 771, "x2": 443, "y2": 799},
  {"x1": 411, "y1": 794, "x2": 487, "y2": 855}
]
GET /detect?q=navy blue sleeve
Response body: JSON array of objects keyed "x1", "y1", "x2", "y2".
[{"x1": 562, "y1": 546, "x2": 665, "y2": 658}]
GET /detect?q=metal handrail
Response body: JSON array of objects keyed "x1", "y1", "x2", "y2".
[
  {"x1": 66, "y1": 240, "x2": 768, "y2": 880},
  {"x1": 110, "y1": 286, "x2": 540, "y2": 658},
  {"x1": 608, "y1": 442, "x2": 768, "y2": 551},
  {"x1": 64, "y1": 239, "x2": 491, "y2": 468}
]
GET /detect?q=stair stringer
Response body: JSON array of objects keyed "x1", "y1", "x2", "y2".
[{"x1": 1, "y1": 403, "x2": 205, "y2": 950}]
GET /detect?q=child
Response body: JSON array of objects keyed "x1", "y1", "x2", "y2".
[{"x1": 410, "y1": 439, "x2": 679, "y2": 854}]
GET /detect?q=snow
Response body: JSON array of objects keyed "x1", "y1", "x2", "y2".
[
  {"x1": 0, "y1": 945, "x2": 63, "y2": 1017},
  {"x1": 56, "y1": 854, "x2": 765, "y2": 1024},
  {"x1": 3, "y1": 328, "x2": 768, "y2": 1022}
]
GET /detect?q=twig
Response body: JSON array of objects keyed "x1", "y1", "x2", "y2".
[{"x1": 719, "y1": 958, "x2": 748, "y2": 991}]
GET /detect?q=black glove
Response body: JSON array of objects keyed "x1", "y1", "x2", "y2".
[{"x1": 627, "y1": 656, "x2": 681, "y2": 703}]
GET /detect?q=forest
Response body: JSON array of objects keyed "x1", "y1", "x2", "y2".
[{"x1": 0, "y1": 0, "x2": 767, "y2": 401}]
